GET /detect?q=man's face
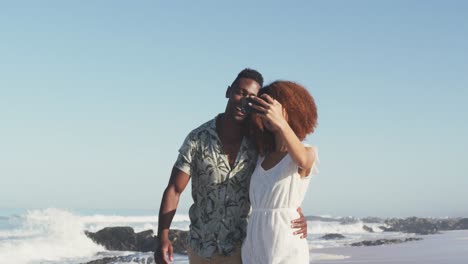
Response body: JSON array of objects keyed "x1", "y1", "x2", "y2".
[{"x1": 225, "y1": 78, "x2": 261, "y2": 122}]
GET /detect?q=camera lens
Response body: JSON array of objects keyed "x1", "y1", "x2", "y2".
[{"x1": 240, "y1": 97, "x2": 252, "y2": 114}]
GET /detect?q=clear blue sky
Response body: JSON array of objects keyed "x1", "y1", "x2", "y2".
[{"x1": 1, "y1": 0, "x2": 467, "y2": 217}]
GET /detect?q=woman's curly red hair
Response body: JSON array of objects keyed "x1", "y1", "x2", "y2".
[{"x1": 249, "y1": 81, "x2": 318, "y2": 155}]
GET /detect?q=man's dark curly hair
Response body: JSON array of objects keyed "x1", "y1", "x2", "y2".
[
  {"x1": 249, "y1": 80, "x2": 318, "y2": 155},
  {"x1": 232, "y1": 68, "x2": 264, "y2": 87}
]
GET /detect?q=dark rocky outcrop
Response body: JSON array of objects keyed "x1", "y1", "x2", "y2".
[
  {"x1": 84, "y1": 227, "x2": 188, "y2": 254},
  {"x1": 306, "y1": 216, "x2": 468, "y2": 234},
  {"x1": 85, "y1": 227, "x2": 142, "y2": 251},
  {"x1": 306, "y1": 216, "x2": 468, "y2": 235},
  {"x1": 381, "y1": 217, "x2": 465, "y2": 235},
  {"x1": 320, "y1": 233, "x2": 346, "y2": 240},
  {"x1": 362, "y1": 225, "x2": 374, "y2": 233},
  {"x1": 339, "y1": 216, "x2": 359, "y2": 225},
  {"x1": 380, "y1": 217, "x2": 468, "y2": 234},
  {"x1": 164, "y1": 229, "x2": 189, "y2": 254},
  {"x1": 350, "y1": 237, "x2": 422, "y2": 247},
  {"x1": 84, "y1": 254, "x2": 154, "y2": 264},
  {"x1": 430, "y1": 218, "x2": 468, "y2": 231},
  {"x1": 361, "y1": 217, "x2": 384, "y2": 223},
  {"x1": 136, "y1": 230, "x2": 158, "y2": 252},
  {"x1": 454, "y1": 218, "x2": 468, "y2": 230},
  {"x1": 384, "y1": 217, "x2": 440, "y2": 235},
  {"x1": 83, "y1": 217, "x2": 468, "y2": 263}
]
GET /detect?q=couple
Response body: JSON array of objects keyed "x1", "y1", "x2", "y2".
[{"x1": 155, "y1": 69, "x2": 318, "y2": 264}]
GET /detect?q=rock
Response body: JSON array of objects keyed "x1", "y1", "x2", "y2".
[
  {"x1": 339, "y1": 216, "x2": 359, "y2": 225},
  {"x1": 362, "y1": 225, "x2": 374, "y2": 233},
  {"x1": 320, "y1": 233, "x2": 346, "y2": 240},
  {"x1": 384, "y1": 217, "x2": 439, "y2": 235},
  {"x1": 379, "y1": 225, "x2": 397, "y2": 232},
  {"x1": 85, "y1": 227, "x2": 188, "y2": 254},
  {"x1": 405, "y1": 237, "x2": 422, "y2": 242},
  {"x1": 84, "y1": 253, "x2": 154, "y2": 264},
  {"x1": 305, "y1": 216, "x2": 468, "y2": 232},
  {"x1": 381, "y1": 217, "x2": 468, "y2": 234},
  {"x1": 136, "y1": 230, "x2": 158, "y2": 252},
  {"x1": 454, "y1": 218, "x2": 468, "y2": 230},
  {"x1": 361, "y1": 217, "x2": 384, "y2": 223},
  {"x1": 431, "y1": 219, "x2": 458, "y2": 231},
  {"x1": 165, "y1": 229, "x2": 189, "y2": 254},
  {"x1": 350, "y1": 237, "x2": 422, "y2": 247},
  {"x1": 85, "y1": 227, "x2": 140, "y2": 251}
]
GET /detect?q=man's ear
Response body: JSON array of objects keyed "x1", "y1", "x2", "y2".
[{"x1": 225, "y1": 86, "x2": 231, "y2": 98}]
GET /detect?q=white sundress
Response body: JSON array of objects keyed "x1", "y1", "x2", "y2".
[{"x1": 241, "y1": 147, "x2": 318, "y2": 264}]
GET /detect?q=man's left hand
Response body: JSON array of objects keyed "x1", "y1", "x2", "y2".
[{"x1": 292, "y1": 207, "x2": 308, "y2": 239}]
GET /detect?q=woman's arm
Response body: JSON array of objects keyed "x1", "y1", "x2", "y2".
[{"x1": 276, "y1": 118, "x2": 315, "y2": 172}]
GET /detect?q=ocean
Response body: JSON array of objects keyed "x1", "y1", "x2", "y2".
[{"x1": 0, "y1": 208, "x2": 466, "y2": 264}]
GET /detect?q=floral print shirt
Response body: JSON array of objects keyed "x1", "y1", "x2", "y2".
[{"x1": 174, "y1": 115, "x2": 258, "y2": 257}]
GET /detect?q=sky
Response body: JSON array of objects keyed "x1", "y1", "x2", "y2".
[{"x1": 1, "y1": 0, "x2": 467, "y2": 218}]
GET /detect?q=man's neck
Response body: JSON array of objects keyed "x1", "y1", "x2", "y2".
[{"x1": 216, "y1": 113, "x2": 244, "y2": 143}]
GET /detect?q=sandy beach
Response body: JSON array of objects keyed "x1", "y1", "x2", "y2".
[{"x1": 312, "y1": 230, "x2": 468, "y2": 264}]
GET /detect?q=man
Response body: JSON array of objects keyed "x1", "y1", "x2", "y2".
[{"x1": 155, "y1": 69, "x2": 307, "y2": 264}]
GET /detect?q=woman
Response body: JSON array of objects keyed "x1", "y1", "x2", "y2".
[{"x1": 241, "y1": 81, "x2": 318, "y2": 264}]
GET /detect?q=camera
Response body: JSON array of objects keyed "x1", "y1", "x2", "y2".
[{"x1": 240, "y1": 97, "x2": 262, "y2": 114}]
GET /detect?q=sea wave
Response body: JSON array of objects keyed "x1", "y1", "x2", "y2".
[
  {"x1": 0, "y1": 208, "x2": 192, "y2": 264},
  {"x1": 0, "y1": 208, "x2": 104, "y2": 264},
  {"x1": 308, "y1": 220, "x2": 384, "y2": 235},
  {"x1": 0, "y1": 208, "x2": 396, "y2": 263}
]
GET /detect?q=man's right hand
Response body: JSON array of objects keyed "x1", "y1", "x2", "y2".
[
  {"x1": 154, "y1": 238, "x2": 174, "y2": 264},
  {"x1": 156, "y1": 167, "x2": 190, "y2": 263}
]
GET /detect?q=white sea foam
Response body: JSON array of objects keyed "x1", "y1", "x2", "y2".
[
  {"x1": 2, "y1": 208, "x2": 442, "y2": 264},
  {"x1": 310, "y1": 253, "x2": 350, "y2": 261},
  {"x1": 0, "y1": 208, "x2": 104, "y2": 264},
  {"x1": 0, "y1": 208, "x2": 192, "y2": 264},
  {"x1": 306, "y1": 220, "x2": 397, "y2": 249},
  {"x1": 0, "y1": 208, "x2": 386, "y2": 263},
  {"x1": 82, "y1": 214, "x2": 190, "y2": 233},
  {"x1": 80, "y1": 214, "x2": 190, "y2": 224},
  {"x1": 308, "y1": 220, "x2": 384, "y2": 235}
]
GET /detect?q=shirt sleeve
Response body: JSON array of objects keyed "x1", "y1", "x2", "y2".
[{"x1": 174, "y1": 132, "x2": 197, "y2": 176}]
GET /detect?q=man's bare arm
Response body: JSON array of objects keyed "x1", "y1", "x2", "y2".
[{"x1": 155, "y1": 167, "x2": 190, "y2": 264}]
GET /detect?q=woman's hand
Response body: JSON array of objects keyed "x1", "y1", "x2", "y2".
[
  {"x1": 249, "y1": 94, "x2": 288, "y2": 132},
  {"x1": 250, "y1": 94, "x2": 315, "y2": 173}
]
